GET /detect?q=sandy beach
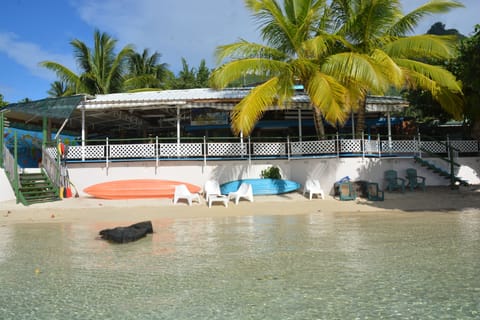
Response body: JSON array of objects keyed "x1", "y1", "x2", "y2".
[{"x1": 1, "y1": 185, "x2": 479, "y2": 226}]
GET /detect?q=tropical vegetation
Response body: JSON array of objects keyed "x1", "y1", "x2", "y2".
[
  {"x1": 210, "y1": 0, "x2": 465, "y2": 138},
  {"x1": 453, "y1": 24, "x2": 480, "y2": 138},
  {"x1": 41, "y1": 30, "x2": 212, "y2": 97}
]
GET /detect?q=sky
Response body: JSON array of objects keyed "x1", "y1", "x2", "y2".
[{"x1": 0, "y1": 0, "x2": 478, "y2": 103}]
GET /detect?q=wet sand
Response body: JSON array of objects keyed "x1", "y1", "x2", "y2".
[{"x1": 1, "y1": 185, "x2": 479, "y2": 226}]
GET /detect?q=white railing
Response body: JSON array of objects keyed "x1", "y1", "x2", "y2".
[
  {"x1": 3, "y1": 145, "x2": 17, "y2": 184},
  {"x1": 43, "y1": 147, "x2": 62, "y2": 187},
  {"x1": 58, "y1": 136, "x2": 479, "y2": 163}
]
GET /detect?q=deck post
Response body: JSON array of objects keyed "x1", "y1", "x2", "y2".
[
  {"x1": 361, "y1": 131, "x2": 365, "y2": 159},
  {"x1": 297, "y1": 109, "x2": 302, "y2": 142},
  {"x1": 42, "y1": 116, "x2": 48, "y2": 147},
  {"x1": 287, "y1": 135, "x2": 290, "y2": 160},
  {"x1": 248, "y1": 136, "x2": 251, "y2": 165},
  {"x1": 203, "y1": 136, "x2": 207, "y2": 167},
  {"x1": 417, "y1": 132, "x2": 422, "y2": 158},
  {"x1": 377, "y1": 134, "x2": 381, "y2": 157},
  {"x1": 336, "y1": 132, "x2": 339, "y2": 158},
  {"x1": 155, "y1": 136, "x2": 159, "y2": 175},
  {"x1": 81, "y1": 107, "x2": 86, "y2": 161},
  {"x1": 106, "y1": 137, "x2": 109, "y2": 175},
  {"x1": 387, "y1": 111, "x2": 392, "y2": 153}
]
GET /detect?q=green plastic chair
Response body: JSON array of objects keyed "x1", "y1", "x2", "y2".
[
  {"x1": 405, "y1": 168, "x2": 426, "y2": 192},
  {"x1": 384, "y1": 170, "x2": 405, "y2": 193},
  {"x1": 367, "y1": 182, "x2": 384, "y2": 201},
  {"x1": 338, "y1": 181, "x2": 356, "y2": 201}
]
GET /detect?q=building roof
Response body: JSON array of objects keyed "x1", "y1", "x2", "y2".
[{"x1": 2, "y1": 88, "x2": 409, "y2": 135}]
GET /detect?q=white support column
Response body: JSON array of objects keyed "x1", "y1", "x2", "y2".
[
  {"x1": 81, "y1": 107, "x2": 86, "y2": 161},
  {"x1": 387, "y1": 111, "x2": 392, "y2": 151},
  {"x1": 176, "y1": 106, "x2": 180, "y2": 144},
  {"x1": 298, "y1": 109, "x2": 302, "y2": 142},
  {"x1": 176, "y1": 106, "x2": 180, "y2": 157},
  {"x1": 351, "y1": 111, "x2": 355, "y2": 139}
]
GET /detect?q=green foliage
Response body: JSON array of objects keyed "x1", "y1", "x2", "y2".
[
  {"x1": 41, "y1": 30, "x2": 212, "y2": 95},
  {"x1": 260, "y1": 166, "x2": 282, "y2": 179},
  {"x1": 0, "y1": 94, "x2": 8, "y2": 107},
  {"x1": 452, "y1": 24, "x2": 480, "y2": 137},
  {"x1": 171, "y1": 58, "x2": 211, "y2": 89},
  {"x1": 124, "y1": 49, "x2": 170, "y2": 90}
]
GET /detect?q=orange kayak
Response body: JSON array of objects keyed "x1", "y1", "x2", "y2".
[{"x1": 84, "y1": 179, "x2": 201, "y2": 200}]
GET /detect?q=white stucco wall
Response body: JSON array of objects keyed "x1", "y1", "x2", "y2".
[
  {"x1": 1, "y1": 157, "x2": 478, "y2": 203},
  {"x1": 0, "y1": 168, "x2": 16, "y2": 202},
  {"x1": 66, "y1": 156, "x2": 480, "y2": 197}
]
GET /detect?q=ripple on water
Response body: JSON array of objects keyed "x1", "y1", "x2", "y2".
[{"x1": 0, "y1": 212, "x2": 479, "y2": 319}]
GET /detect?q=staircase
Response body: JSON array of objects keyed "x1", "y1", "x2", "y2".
[
  {"x1": 18, "y1": 171, "x2": 61, "y2": 205},
  {"x1": 414, "y1": 156, "x2": 469, "y2": 187}
]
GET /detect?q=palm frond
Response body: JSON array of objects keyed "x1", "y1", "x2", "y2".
[
  {"x1": 306, "y1": 72, "x2": 348, "y2": 126},
  {"x1": 434, "y1": 86, "x2": 464, "y2": 119},
  {"x1": 384, "y1": 34, "x2": 457, "y2": 60},
  {"x1": 401, "y1": 63, "x2": 464, "y2": 119},
  {"x1": 230, "y1": 78, "x2": 280, "y2": 135},
  {"x1": 39, "y1": 61, "x2": 83, "y2": 93},
  {"x1": 389, "y1": 0, "x2": 464, "y2": 36},
  {"x1": 215, "y1": 41, "x2": 286, "y2": 64},
  {"x1": 210, "y1": 58, "x2": 288, "y2": 89},
  {"x1": 322, "y1": 52, "x2": 390, "y2": 94},
  {"x1": 370, "y1": 49, "x2": 403, "y2": 88},
  {"x1": 396, "y1": 58, "x2": 462, "y2": 92}
]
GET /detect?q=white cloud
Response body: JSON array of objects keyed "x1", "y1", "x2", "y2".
[
  {"x1": 0, "y1": 32, "x2": 76, "y2": 81},
  {"x1": 71, "y1": 0, "x2": 261, "y2": 72},
  {"x1": 71, "y1": 0, "x2": 479, "y2": 75}
]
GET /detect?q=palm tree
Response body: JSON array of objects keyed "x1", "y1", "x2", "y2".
[
  {"x1": 47, "y1": 81, "x2": 73, "y2": 97},
  {"x1": 41, "y1": 30, "x2": 134, "y2": 95},
  {"x1": 326, "y1": 0, "x2": 464, "y2": 135},
  {"x1": 212, "y1": 0, "x2": 464, "y2": 139},
  {"x1": 124, "y1": 49, "x2": 170, "y2": 91},
  {"x1": 211, "y1": 0, "x2": 352, "y2": 138}
]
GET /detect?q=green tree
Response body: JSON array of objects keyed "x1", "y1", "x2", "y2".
[
  {"x1": 211, "y1": 0, "x2": 464, "y2": 138},
  {"x1": 404, "y1": 21, "x2": 465, "y2": 125},
  {"x1": 211, "y1": 0, "x2": 351, "y2": 138},
  {"x1": 0, "y1": 94, "x2": 8, "y2": 107},
  {"x1": 41, "y1": 30, "x2": 134, "y2": 95},
  {"x1": 329, "y1": 0, "x2": 464, "y2": 135},
  {"x1": 47, "y1": 81, "x2": 73, "y2": 97},
  {"x1": 196, "y1": 59, "x2": 211, "y2": 87},
  {"x1": 172, "y1": 58, "x2": 211, "y2": 89},
  {"x1": 124, "y1": 49, "x2": 170, "y2": 91},
  {"x1": 453, "y1": 25, "x2": 480, "y2": 138},
  {"x1": 173, "y1": 58, "x2": 197, "y2": 89}
]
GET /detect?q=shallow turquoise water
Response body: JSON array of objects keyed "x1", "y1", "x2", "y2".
[{"x1": 0, "y1": 211, "x2": 479, "y2": 319}]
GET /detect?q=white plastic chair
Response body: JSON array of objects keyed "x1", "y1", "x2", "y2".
[
  {"x1": 204, "y1": 180, "x2": 222, "y2": 202},
  {"x1": 303, "y1": 179, "x2": 324, "y2": 200},
  {"x1": 173, "y1": 184, "x2": 200, "y2": 206},
  {"x1": 204, "y1": 179, "x2": 228, "y2": 208},
  {"x1": 228, "y1": 182, "x2": 254, "y2": 205}
]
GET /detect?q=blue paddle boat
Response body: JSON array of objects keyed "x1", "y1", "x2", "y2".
[{"x1": 220, "y1": 178, "x2": 300, "y2": 196}]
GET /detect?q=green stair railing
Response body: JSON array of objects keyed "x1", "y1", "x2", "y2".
[{"x1": 416, "y1": 135, "x2": 468, "y2": 188}]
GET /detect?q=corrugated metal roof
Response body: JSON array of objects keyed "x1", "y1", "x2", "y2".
[{"x1": 81, "y1": 88, "x2": 312, "y2": 110}]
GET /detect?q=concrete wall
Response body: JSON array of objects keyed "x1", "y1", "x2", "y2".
[
  {"x1": 0, "y1": 168, "x2": 16, "y2": 202},
  {"x1": 2, "y1": 157, "x2": 477, "y2": 202},
  {"x1": 67, "y1": 157, "x2": 480, "y2": 197}
]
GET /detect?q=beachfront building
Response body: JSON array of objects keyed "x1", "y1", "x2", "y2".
[{"x1": 1, "y1": 88, "x2": 479, "y2": 204}]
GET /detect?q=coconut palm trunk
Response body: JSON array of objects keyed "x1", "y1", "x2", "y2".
[
  {"x1": 313, "y1": 108, "x2": 326, "y2": 139},
  {"x1": 355, "y1": 99, "x2": 366, "y2": 137}
]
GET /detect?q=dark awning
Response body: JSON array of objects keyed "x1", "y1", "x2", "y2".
[{"x1": 1, "y1": 95, "x2": 86, "y2": 120}]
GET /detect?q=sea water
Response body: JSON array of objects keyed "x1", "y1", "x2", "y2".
[{"x1": 0, "y1": 211, "x2": 479, "y2": 319}]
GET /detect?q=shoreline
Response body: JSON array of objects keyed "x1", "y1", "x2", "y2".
[{"x1": 1, "y1": 185, "x2": 479, "y2": 226}]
